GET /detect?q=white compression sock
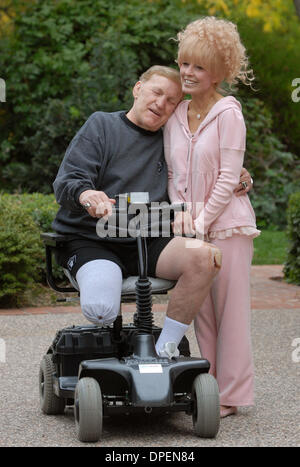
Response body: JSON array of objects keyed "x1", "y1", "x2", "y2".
[
  {"x1": 155, "y1": 316, "x2": 189, "y2": 353},
  {"x1": 76, "y1": 259, "x2": 122, "y2": 326}
]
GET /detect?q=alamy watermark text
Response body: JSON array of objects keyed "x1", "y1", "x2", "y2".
[
  {"x1": 291, "y1": 78, "x2": 300, "y2": 103},
  {"x1": 0, "y1": 78, "x2": 6, "y2": 102}
]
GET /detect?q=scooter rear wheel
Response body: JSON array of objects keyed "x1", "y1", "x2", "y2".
[
  {"x1": 39, "y1": 354, "x2": 65, "y2": 415},
  {"x1": 192, "y1": 373, "x2": 220, "y2": 438},
  {"x1": 74, "y1": 377, "x2": 103, "y2": 442}
]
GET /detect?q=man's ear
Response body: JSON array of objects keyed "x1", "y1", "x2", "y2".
[{"x1": 132, "y1": 81, "x2": 142, "y2": 99}]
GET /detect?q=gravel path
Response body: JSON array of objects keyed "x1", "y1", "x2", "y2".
[{"x1": 0, "y1": 307, "x2": 299, "y2": 447}]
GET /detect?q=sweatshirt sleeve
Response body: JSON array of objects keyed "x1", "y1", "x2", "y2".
[
  {"x1": 163, "y1": 124, "x2": 185, "y2": 204},
  {"x1": 194, "y1": 108, "x2": 246, "y2": 234},
  {"x1": 53, "y1": 114, "x2": 104, "y2": 211}
]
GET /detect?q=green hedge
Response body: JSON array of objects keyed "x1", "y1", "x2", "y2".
[
  {"x1": 0, "y1": 193, "x2": 59, "y2": 307},
  {"x1": 0, "y1": 191, "x2": 298, "y2": 307},
  {"x1": 283, "y1": 192, "x2": 300, "y2": 285}
]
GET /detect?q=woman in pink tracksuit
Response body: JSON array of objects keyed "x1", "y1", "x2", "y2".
[{"x1": 164, "y1": 17, "x2": 260, "y2": 418}]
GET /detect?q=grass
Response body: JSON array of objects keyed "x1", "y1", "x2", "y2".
[{"x1": 253, "y1": 230, "x2": 289, "y2": 265}]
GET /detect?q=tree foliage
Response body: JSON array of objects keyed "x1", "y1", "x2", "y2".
[
  {"x1": 0, "y1": 0, "x2": 299, "y2": 228},
  {"x1": 0, "y1": 0, "x2": 198, "y2": 192},
  {"x1": 239, "y1": 92, "x2": 299, "y2": 228},
  {"x1": 295, "y1": 0, "x2": 300, "y2": 18},
  {"x1": 183, "y1": 0, "x2": 297, "y2": 32}
]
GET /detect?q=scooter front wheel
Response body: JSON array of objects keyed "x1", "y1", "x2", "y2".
[
  {"x1": 192, "y1": 373, "x2": 220, "y2": 438},
  {"x1": 74, "y1": 377, "x2": 103, "y2": 442}
]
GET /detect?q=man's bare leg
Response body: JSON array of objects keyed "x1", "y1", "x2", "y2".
[
  {"x1": 156, "y1": 237, "x2": 221, "y2": 323},
  {"x1": 154, "y1": 237, "x2": 221, "y2": 355}
]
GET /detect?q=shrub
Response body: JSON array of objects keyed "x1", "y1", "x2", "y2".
[
  {"x1": 0, "y1": 193, "x2": 59, "y2": 307},
  {"x1": 237, "y1": 94, "x2": 300, "y2": 229},
  {"x1": 283, "y1": 192, "x2": 300, "y2": 285}
]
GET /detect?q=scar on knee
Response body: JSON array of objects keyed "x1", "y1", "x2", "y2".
[{"x1": 213, "y1": 249, "x2": 222, "y2": 269}]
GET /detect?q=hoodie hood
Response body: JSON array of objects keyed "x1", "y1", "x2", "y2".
[{"x1": 173, "y1": 96, "x2": 242, "y2": 135}]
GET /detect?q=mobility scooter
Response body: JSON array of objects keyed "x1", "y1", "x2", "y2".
[{"x1": 39, "y1": 193, "x2": 220, "y2": 442}]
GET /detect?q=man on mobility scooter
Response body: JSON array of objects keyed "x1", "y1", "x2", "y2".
[{"x1": 40, "y1": 66, "x2": 252, "y2": 441}]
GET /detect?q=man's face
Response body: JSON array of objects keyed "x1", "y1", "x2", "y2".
[{"x1": 127, "y1": 74, "x2": 183, "y2": 132}]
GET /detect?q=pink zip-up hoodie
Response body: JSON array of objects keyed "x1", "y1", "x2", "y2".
[{"x1": 164, "y1": 96, "x2": 260, "y2": 238}]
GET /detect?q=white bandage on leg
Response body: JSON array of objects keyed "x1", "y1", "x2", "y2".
[{"x1": 75, "y1": 259, "x2": 123, "y2": 326}]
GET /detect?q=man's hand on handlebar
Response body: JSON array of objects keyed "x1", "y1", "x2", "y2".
[{"x1": 79, "y1": 190, "x2": 116, "y2": 219}]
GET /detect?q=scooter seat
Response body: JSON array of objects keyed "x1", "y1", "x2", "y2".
[
  {"x1": 63, "y1": 269, "x2": 176, "y2": 296},
  {"x1": 121, "y1": 276, "x2": 176, "y2": 296}
]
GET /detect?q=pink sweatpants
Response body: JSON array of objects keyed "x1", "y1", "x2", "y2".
[{"x1": 194, "y1": 235, "x2": 254, "y2": 407}]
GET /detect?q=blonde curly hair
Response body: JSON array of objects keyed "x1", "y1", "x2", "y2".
[{"x1": 177, "y1": 16, "x2": 254, "y2": 87}]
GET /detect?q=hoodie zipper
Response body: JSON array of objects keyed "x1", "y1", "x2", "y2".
[
  {"x1": 181, "y1": 124, "x2": 193, "y2": 193},
  {"x1": 176, "y1": 96, "x2": 241, "y2": 195}
]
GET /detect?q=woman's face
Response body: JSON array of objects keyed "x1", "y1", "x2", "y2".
[{"x1": 179, "y1": 61, "x2": 216, "y2": 97}]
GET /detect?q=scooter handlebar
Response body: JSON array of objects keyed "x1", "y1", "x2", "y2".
[{"x1": 113, "y1": 202, "x2": 187, "y2": 215}]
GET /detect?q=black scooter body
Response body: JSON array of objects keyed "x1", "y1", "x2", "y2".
[
  {"x1": 39, "y1": 196, "x2": 220, "y2": 441},
  {"x1": 48, "y1": 323, "x2": 209, "y2": 414}
]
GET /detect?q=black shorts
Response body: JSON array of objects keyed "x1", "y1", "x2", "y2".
[{"x1": 55, "y1": 237, "x2": 173, "y2": 279}]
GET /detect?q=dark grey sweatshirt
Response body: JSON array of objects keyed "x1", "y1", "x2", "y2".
[{"x1": 52, "y1": 111, "x2": 169, "y2": 241}]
